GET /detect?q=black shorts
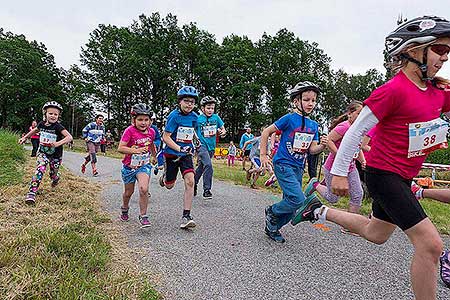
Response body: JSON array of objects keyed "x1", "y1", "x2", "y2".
[
  {"x1": 244, "y1": 149, "x2": 251, "y2": 157},
  {"x1": 164, "y1": 153, "x2": 195, "y2": 185},
  {"x1": 365, "y1": 166, "x2": 427, "y2": 231}
]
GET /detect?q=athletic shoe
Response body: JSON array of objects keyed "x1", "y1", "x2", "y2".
[
  {"x1": 246, "y1": 169, "x2": 251, "y2": 181},
  {"x1": 264, "y1": 176, "x2": 276, "y2": 187},
  {"x1": 180, "y1": 215, "x2": 196, "y2": 229},
  {"x1": 25, "y1": 192, "x2": 36, "y2": 205},
  {"x1": 51, "y1": 179, "x2": 59, "y2": 188},
  {"x1": 203, "y1": 190, "x2": 212, "y2": 200},
  {"x1": 291, "y1": 195, "x2": 323, "y2": 225},
  {"x1": 159, "y1": 175, "x2": 165, "y2": 187},
  {"x1": 153, "y1": 167, "x2": 159, "y2": 176},
  {"x1": 304, "y1": 177, "x2": 319, "y2": 198},
  {"x1": 81, "y1": 164, "x2": 86, "y2": 174},
  {"x1": 139, "y1": 215, "x2": 151, "y2": 228},
  {"x1": 93, "y1": 171, "x2": 99, "y2": 177},
  {"x1": 440, "y1": 250, "x2": 450, "y2": 288},
  {"x1": 120, "y1": 207, "x2": 129, "y2": 222},
  {"x1": 264, "y1": 206, "x2": 285, "y2": 243},
  {"x1": 194, "y1": 184, "x2": 198, "y2": 197},
  {"x1": 410, "y1": 181, "x2": 423, "y2": 200}
]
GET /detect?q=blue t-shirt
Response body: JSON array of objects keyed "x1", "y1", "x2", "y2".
[
  {"x1": 239, "y1": 133, "x2": 254, "y2": 150},
  {"x1": 151, "y1": 124, "x2": 162, "y2": 150},
  {"x1": 273, "y1": 113, "x2": 319, "y2": 167},
  {"x1": 164, "y1": 109, "x2": 198, "y2": 156},
  {"x1": 196, "y1": 113, "x2": 224, "y2": 152}
]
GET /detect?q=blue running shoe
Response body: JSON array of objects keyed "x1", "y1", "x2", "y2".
[
  {"x1": 264, "y1": 206, "x2": 285, "y2": 243},
  {"x1": 291, "y1": 194, "x2": 323, "y2": 225}
]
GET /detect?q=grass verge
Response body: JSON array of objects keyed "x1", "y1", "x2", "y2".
[
  {"x1": 0, "y1": 129, "x2": 26, "y2": 186},
  {"x1": 0, "y1": 131, "x2": 159, "y2": 300},
  {"x1": 212, "y1": 159, "x2": 450, "y2": 234}
]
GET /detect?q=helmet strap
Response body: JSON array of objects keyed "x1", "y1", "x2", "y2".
[{"x1": 400, "y1": 52, "x2": 432, "y2": 81}]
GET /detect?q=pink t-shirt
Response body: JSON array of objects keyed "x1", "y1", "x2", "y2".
[
  {"x1": 120, "y1": 125, "x2": 156, "y2": 166},
  {"x1": 324, "y1": 120, "x2": 356, "y2": 172},
  {"x1": 366, "y1": 127, "x2": 376, "y2": 147},
  {"x1": 365, "y1": 71, "x2": 450, "y2": 179}
]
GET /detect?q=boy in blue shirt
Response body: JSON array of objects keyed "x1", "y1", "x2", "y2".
[
  {"x1": 259, "y1": 81, "x2": 327, "y2": 243},
  {"x1": 239, "y1": 127, "x2": 254, "y2": 170},
  {"x1": 161, "y1": 86, "x2": 199, "y2": 229},
  {"x1": 194, "y1": 96, "x2": 226, "y2": 200}
]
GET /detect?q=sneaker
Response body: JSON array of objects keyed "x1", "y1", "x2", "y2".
[
  {"x1": 291, "y1": 195, "x2": 323, "y2": 225},
  {"x1": 180, "y1": 215, "x2": 196, "y2": 229},
  {"x1": 440, "y1": 250, "x2": 450, "y2": 288},
  {"x1": 120, "y1": 207, "x2": 129, "y2": 222},
  {"x1": 159, "y1": 175, "x2": 165, "y2": 187},
  {"x1": 264, "y1": 206, "x2": 285, "y2": 243},
  {"x1": 51, "y1": 179, "x2": 59, "y2": 188},
  {"x1": 264, "y1": 227, "x2": 286, "y2": 243},
  {"x1": 304, "y1": 177, "x2": 319, "y2": 198},
  {"x1": 25, "y1": 192, "x2": 36, "y2": 205},
  {"x1": 194, "y1": 184, "x2": 198, "y2": 197},
  {"x1": 264, "y1": 176, "x2": 276, "y2": 187},
  {"x1": 139, "y1": 215, "x2": 151, "y2": 228},
  {"x1": 81, "y1": 164, "x2": 86, "y2": 174},
  {"x1": 246, "y1": 169, "x2": 252, "y2": 181},
  {"x1": 153, "y1": 167, "x2": 159, "y2": 176},
  {"x1": 93, "y1": 171, "x2": 99, "y2": 177},
  {"x1": 203, "y1": 190, "x2": 212, "y2": 200},
  {"x1": 410, "y1": 181, "x2": 423, "y2": 200}
]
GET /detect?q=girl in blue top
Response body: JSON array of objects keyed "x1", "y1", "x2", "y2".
[{"x1": 259, "y1": 81, "x2": 327, "y2": 243}]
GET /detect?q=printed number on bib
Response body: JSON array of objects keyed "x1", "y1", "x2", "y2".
[
  {"x1": 408, "y1": 118, "x2": 449, "y2": 158},
  {"x1": 202, "y1": 125, "x2": 217, "y2": 137},
  {"x1": 293, "y1": 132, "x2": 314, "y2": 153},
  {"x1": 39, "y1": 132, "x2": 57, "y2": 146},
  {"x1": 176, "y1": 126, "x2": 194, "y2": 143},
  {"x1": 131, "y1": 152, "x2": 150, "y2": 168}
]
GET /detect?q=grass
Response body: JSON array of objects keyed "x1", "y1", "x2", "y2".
[
  {"x1": 212, "y1": 158, "x2": 450, "y2": 234},
  {"x1": 0, "y1": 132, "x2": 160, "y2": 300},
  {"x1": 0, "y1": 129, "x2": 26, "y2": 186}
]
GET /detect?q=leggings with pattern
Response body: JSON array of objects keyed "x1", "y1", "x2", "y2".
[
  {"x1": 29, "y1": 153, "x2": 62, "y2": 194},
  {"x1": 322, "y1": 167, "x2": 363, "y2": 207}
]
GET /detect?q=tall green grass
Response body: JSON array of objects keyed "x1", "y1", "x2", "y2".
[{"x1": 0, "y1": 129, "x2": 26, "y2": 186}]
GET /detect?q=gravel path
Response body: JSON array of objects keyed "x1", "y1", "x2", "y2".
[{"x1": 62, "y1": 151, "x2": 450, "y2": 300}]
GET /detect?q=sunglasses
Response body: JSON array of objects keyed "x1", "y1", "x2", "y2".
[{"x1": 430, "y1": 44, "x2": 450, "y2": 56}]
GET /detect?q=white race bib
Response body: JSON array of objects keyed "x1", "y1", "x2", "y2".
[
  {"x1": 293, "y1": 132, "x2": 314, "y2": 153},
  {"x1": 202, "y1": 125, "x2": 217, "y2": 137},
  {"x1": 176, "y1": 126, "x2": 194, "y2": 143},
  {"x1": 408, "y1": 118, "x2": 449, "y2": 158},
  {"x1": 39, "y1": 131, "x2": 57, "y2": 146},
  {"x1": 130, "y1": 152, "x2": 150, "y2": 168}
]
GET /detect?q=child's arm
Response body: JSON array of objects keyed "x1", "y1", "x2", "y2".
[
  {"x1": 162, "y1": 131, "x2": 183, "y2": 152},
  {"x1": 53, "y1": 129, "x2": 73, "y2": 147},
  {"x1": 326, "y1": 130, "x2": 342, "y2": 154},
  {"x1": 309, "y1": 135, "x2": 328, "y2": 154},
  {"x1": 357, "y1": 150, "x2": 366, "y2": 168},
  {"x1": 260, "y1": 125, "x2": 277, "y2": 168},
  {"x1": 19, "y1": 127, "x2": 39, "y2": 144},
  {"x1": 117, "y1": 141, "x2": 147, "y2": 155}
]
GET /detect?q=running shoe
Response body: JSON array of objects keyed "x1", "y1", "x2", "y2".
[
  {"x1": 264, "y1": 176, "x2": 276, "y2": 187},
  {"x1": 159, "y1": 175, "x2": 165, "y2": 187},
  {"x1": 81, "y1": 164, "x2": 86, "y2": 174},
  {"x1": 203, "y1": 190, "x2": 212, "y2": 200},
  {"x1": 153, "y1": 167, "x2": 159, "y2": 176},
  {"x1": 410, "y1": 181, "x2": 423, "y2": 200},
  {"x1": 264, "y1": 206, "x2": 285, "y2": 243},
  {"x1": 180, "y1": 215, "x2": 196, "y2": 229},
  {"x1": 120, "y1": 207, "x2": 129, "y2": 222},
  {"x1": 264, "y1": 227, "x2": 286, "y2": 243},
  {"x1": 291, "y1": 195, "x2": 323, "y2": 225},
  {"x1": 51, "y1": 179, "x2": 59, "y2": 188},
  {"x1": 93, "y1": 171, "x2": 99, "y2": 177},
  {"x1": 139, "y1": 215, "x2": 151, "y2": 228},
  {"x1": 440, "y1": 250, "x2": 450, "y2": 288},
  {"x1": 25, "y1": 192, "x2": 36, "y2": 205},
  {"x1": 304, "y1": 177, "x2": 319, "y2": 198},
  {"x1": 194, "y1": 184, "x2": 198, "y2": 197}
]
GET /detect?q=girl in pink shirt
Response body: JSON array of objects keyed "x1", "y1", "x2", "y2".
[{"x1": 292, "y1": 16, "x2": 450, "y2": 299}]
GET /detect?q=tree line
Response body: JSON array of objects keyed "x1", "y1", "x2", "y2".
[{"x1": 0, "y1": 12, "x2": 386, "y2": 140}]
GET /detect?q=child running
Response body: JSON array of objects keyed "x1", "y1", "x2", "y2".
[
  {"x1": 239, "y1": 127, "x2": 254, "y2": 170},
  {"x1": 19, "y1": 101, "x2": 73, "y2": 205},
  {"x1": 81, "y1": 115, "x2": 105, "y2": 176},
  {"x1": 227, "y1": 141, "x2": 237, "y2": 166},
  {"x1": 118, "y1": 103, "x2": 156, "y2": 228},
  {"x1": 260, "y1": 81, "x2": 327, "y2": 243},
  {"x1": 308, "y1": 100, "x2": 365, "y2": 218},
  {"x1": 243, "y1": 128, "x2": 272, "y2": 189},
  {"x1": 194, "y1": 96, "x2": 226, "y2": 200},
  {"x1": 291, "y1": 16, "x2": 450, "y2": 299},
  {"x1": 160, "y1": 86, "x2": 199, "y2": 229}
]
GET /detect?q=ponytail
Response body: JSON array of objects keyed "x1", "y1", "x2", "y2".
[{"x1": 329, "y1": 100, "x2": 364, "y2": 130}]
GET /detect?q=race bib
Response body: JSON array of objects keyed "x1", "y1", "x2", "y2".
[
  {"x1": 176, "y1": 126, "x2": 194, "y2": 143},
  {"x1": 353, "y1": 144, "x2": 361, "y2": 159},
  {"x1": 293, "y1": 132, "x2": 314, "y2": 153},
  {"x1": 39, "y1": 131, "x2": 57, "y2": 146},
  {"x1": 202, "y1": 125, "x2": 217, "y2": 137},
  {"x1": 130, "y1": 152, "x2": 150, "y2": 168},
  {"x1": 408, "y1": 118, "x2": 449, "y2": 158}
]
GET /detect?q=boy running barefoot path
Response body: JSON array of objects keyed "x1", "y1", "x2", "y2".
[
  {"x1": 118, "y1": 103, "x2": 156, "y2": 228},
  {"x1": 260, "y1": 81, "x2": 327, "y2": 243},
  {"x1": 194, "y1": 96, "x2": 226, "y2": 200},
  {"x1": 161, "y1": 86, "x2": 199, "y2": 229},
  {"x1": 293, "y1": 16, "x2": 450, "y2": 300}
]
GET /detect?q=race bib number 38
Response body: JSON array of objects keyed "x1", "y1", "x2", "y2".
[
  {"x1": 176, "y1": 126, "x2": 194, "y2": 143},
  {"x1": 202, "y1": 125, "x2": 217, "y2": 137},
  {"x1": 408, "y1": 118, "x2": 449, "y2": 158},
  {"x1": 293, "y1": 132, "x2": 314, "y2": 153}
]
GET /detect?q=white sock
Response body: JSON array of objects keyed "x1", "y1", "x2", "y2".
[{"x1": 313, "y1": 205, "x2": 329, "y2": 223}]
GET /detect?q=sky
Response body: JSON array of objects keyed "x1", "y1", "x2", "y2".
[{"x1": 2, "y1": 0, "x2": 450, "y2": 78}]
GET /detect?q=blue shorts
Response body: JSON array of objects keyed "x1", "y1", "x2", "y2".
[
  {"x1": 251, "y1": 157, "x2": 261, "y2": 169},
  {"x1": 121, "y1": 164, "x2": 152, "y2": 184}
]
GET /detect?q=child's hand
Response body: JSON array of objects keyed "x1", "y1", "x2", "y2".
[
  {"x1": 361, "y1": 160, "x2": 366, "y2": 169},
  {"x1": 50, "y1": 142, "x2": 59, "y2": 148},
  {"x1": 320, "y1": 135, "x2": 328, "y2": 146},
  {"x1": 260, "y1": 154, "x2": 272, "y2": 169},
  {"x1": 18, "y1": 137, "x2": 26, "y2": 144}
]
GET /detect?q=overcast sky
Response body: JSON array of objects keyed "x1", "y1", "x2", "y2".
[{"x1": 2, "y1": 0, "x2": 450, "y2": 78}]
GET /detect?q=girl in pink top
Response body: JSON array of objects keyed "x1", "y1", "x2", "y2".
[
  {"x1": 308, "y1": 101, "x2": 364, "y2": 216},
  {"x1": 29, "y1": 120, "x2": 40, "y2": 157},
  {"x1": 118, "y1": 104, "x2": 156, "y2": 228},
  {"x1": 292, "y1": 16, "x2": 450, "y2": 299}
]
